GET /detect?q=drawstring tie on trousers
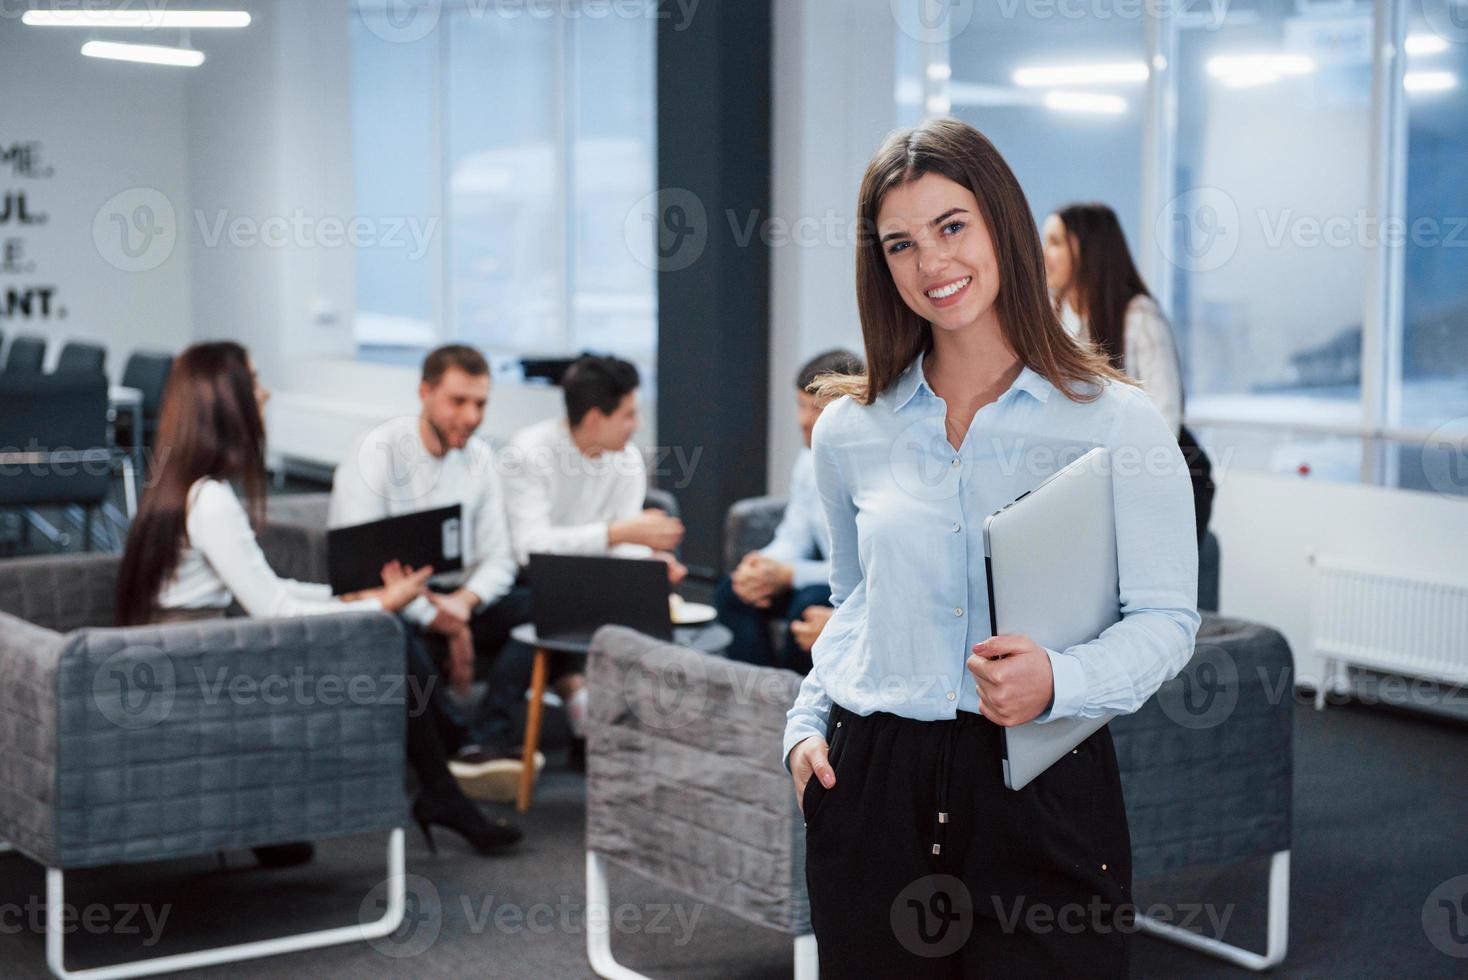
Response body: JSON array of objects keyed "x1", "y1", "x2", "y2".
[
  {"x1": 931, "y1": 719, "x2": 958, "y2": 857},
  {"x1": 931, "y1": 712, "x2": 981, "y2": 858}
]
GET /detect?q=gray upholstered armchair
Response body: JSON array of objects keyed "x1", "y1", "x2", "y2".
[
  {"x1": 584, "y1": 625, "x2": 816, "y2": 979},
  {"x1": 0, "y1": 552, "x2": 410, "y2": 979},
  {"x1": 582, "y1": 612, "x2": 1292, "y2": 976}
]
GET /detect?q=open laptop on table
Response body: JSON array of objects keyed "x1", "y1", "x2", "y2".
[
  {"x1": 526, "y1": 553, "x2": 673, "y2": 645},
  {"x1": 982, "y1": 446, "x2": 1121, "y2": 790}
]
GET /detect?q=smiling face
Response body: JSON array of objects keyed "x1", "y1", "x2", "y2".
[
  {"x1": 1041, "y1": 213, "x2": 1075, "y2": 300},
  {"x1": 877, "y1": 172, "x2": 1002, "y2": 339},
  {"x1": 419, "y1": 366, "x2": 489, "y2": 452}
]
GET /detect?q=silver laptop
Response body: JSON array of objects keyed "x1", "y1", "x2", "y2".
[{"x1": 982, "y1": 446, "x2": 1120, "y2": 790}]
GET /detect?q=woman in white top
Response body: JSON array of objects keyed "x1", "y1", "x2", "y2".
[
  {"x1": 1042, "y1": 202, "x2": 1214, "y2": 541},
  {"x1": 115, "y1": 341, "x2": 519, "y2": 857}
]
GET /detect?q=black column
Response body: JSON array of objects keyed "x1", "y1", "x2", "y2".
[{"x1": 654, "y1": 0, "x2": 772, "y2": 573}]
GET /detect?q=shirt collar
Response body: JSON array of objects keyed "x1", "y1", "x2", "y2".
[{"x1": 890, "y1": 350, "x2": 1053, "y2": 413}]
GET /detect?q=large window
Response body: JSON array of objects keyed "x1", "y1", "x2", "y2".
[
  {"x1": 350, "y1": 1, "x2": 656, "y2": 368},
  {"x1": 915, "y1": 0, "x2": 1468, "y2": 495}
]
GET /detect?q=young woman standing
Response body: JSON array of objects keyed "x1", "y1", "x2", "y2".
[
  {"x1": 1042, "y1": 202, "x2": 1215, "y2": 542},
  {"x1": 785, "y1": 119, "x2": 1199, "y2": 977}
]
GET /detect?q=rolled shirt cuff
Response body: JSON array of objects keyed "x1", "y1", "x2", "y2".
[{"x1": 1034, "y1": 646, "x2": 1087, "y2": 723}]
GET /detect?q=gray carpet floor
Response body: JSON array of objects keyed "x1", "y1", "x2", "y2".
[{"x1": 2, "y1": 698, "x2": 1467, "y2": 978}]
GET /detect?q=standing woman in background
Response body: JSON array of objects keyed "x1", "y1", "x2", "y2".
[
  {"x1": 115, "y1": 341, "x2": 521, "y2": 857},
  {"x1": 1042, "y1": 203, "x2": 1215, "y2": 542},
  {"x1": 785, "y1": 119, "x2": 1199, "y2": 977}
]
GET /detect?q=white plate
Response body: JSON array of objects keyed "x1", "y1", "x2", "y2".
[{"x1": 671, "y1": 601, "x2": 717, "y2": 626}]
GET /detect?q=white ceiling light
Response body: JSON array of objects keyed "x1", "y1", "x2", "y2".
[
  {"x1": 926, "y1": 63, "x2": 952, "y2": 80},
  {"x1": 81, "y1": 40, "x2": 206, "y2": 67},
  {"x1": 1404, "y1": 34, "x2": 1449, "y2": 56},
  {"x1": 1013, "y1": 62, "x2": 1149, "y2": 87},
  {"x1": 1043, "y1": 91, "x2": 1128, "y2": 115},
  {"x1": 23, "y1": 9, "x2": 250, "y2": 28},
  {"x1": 1404, "y1": 70, "x2": 1457, "y2": 93}
]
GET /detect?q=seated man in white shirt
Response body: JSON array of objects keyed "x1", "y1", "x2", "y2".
[
  {"x1": 330, "y1": 344, "x2": 532, "y2": 798},
  {"x1": 486, "y1": 354, "x2": 685, "y2": 770},
  {"x1": 715, "y1": 349, "x2": 863, "y2": 673}
]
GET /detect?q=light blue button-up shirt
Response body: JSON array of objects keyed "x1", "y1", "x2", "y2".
[
  {"x1": 783, "y1": 353, "x2": 1200, "y2": 763},
  {"x1": 760, "y1": 449, "x2": 831, "y2": 590}
]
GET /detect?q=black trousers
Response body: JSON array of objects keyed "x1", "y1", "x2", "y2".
[{"x1": 803, "y1": 704, "x2": 1134, "y2": 979}]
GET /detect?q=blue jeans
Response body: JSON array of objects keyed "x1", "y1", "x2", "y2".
[{"x1": 713, "y1": 575, "x2": 831, "y2": 674}]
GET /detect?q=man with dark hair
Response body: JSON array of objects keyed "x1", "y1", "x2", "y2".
[
  {"x1": 715, "y1": 348, "x2": 863, "y2": 673},
  {"x1": 330, "y1": 343, "x2": 535, "y2": 800},
  {"x1": 473, "y1": 354, "x2": 684, "y2": 771},
  {"x1": 502, "y1": 355, "x2": 683, "y2": 568}
]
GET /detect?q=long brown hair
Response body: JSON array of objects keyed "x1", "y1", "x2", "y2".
[
  {"x1": 1054, "y1": 202, "x2": 1151, "y2": 371},
  {"x1": 115, "y1": 342, "x2": 267, "y2": 625},
  {"x1": 814, "y1": 117, "x2": 1124, "y2": 405}
]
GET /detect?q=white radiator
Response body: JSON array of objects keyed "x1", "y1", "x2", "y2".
[{"x1": 1311, "y1": 556, "x2": 1468, "y2": 710}]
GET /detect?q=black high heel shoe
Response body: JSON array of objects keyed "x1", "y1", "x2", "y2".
[{"x1": 412, "y1": 790, "x2": 522, "y2": 856}]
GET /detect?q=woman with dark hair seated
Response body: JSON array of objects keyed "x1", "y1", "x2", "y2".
[{"x1": 116, "y1": 341, "x2": 520, "y2": 859}]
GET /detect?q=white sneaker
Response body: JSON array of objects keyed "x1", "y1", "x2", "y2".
[{"x1": 449, "y1": 750, "x2": 547, "y2": 802}]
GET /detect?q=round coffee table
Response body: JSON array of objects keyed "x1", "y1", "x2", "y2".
[{"x1": 507, "y1": 621, "x2": 733, "y2": 810}]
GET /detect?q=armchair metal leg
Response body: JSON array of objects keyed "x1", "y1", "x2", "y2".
[
  {"x1": 793, "y1": 932, "x2": 818, "y2": 979},
  {"x1": 44, "y1": 828, "x2": 406, "y2": 980},
  {"x1": 586, "y1": 851, "x2": 819, "y2": 980},
  {"x1": 1136, "y1": 849, "x2": 1289, "y2": 972}
]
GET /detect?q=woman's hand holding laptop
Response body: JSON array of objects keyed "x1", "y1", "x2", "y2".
[{"x1": 966, "y1": 634, "x2": 1055, "y2": 728}]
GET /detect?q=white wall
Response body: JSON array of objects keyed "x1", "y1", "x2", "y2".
[
  {"x1": 1212, "y1": 470, "x2": 1468, "y2": 687},
  {"x1": 185, "y1": 0, "x2": 358, "y2": 385},
  {"x1": 0, "y1": 17, "x2": 193, "y2": 377},
  {"x1": 766, "y1": 0, "x2": 894, "y2": 493}
]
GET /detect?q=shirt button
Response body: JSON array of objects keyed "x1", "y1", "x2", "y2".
[
  {"x1": 950, "y1": 457, "x2": 961, "y2": 467},
  {"x1": 954, "y1": 607, "x2": 964, "y2": 617},
  {"x1": 950, "y1": 523, "x2": 961, "y2": 533},
  {"x1": 946, "y1": 691, "x2": 956, "y2": 702}
]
